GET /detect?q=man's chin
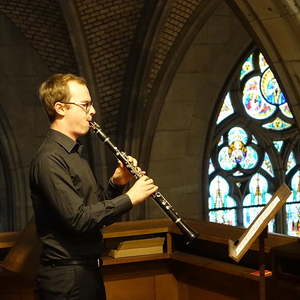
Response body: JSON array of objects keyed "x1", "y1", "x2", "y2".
[{"x1": 84, "y1": 123, "x2": 90, "y2": 134}]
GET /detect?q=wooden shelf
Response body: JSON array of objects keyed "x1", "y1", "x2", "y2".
[{"x1": 102, "y1": 218, "x2": 172, "y2": 238}]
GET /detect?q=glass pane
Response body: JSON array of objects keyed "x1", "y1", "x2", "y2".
[
  {"x1": 233, "y1": 171, "x2": 244, "y2": 177},
  {"x1": 209, "y1": 209, "x2": 237, "y2": 226},
  {"x1": 252, "y1": 135, "x2": 258, "y2": 144},
  {"x1": 280, "y1": 102, "x2": 293, "y2": 119},
  {"x1": 286, "y1": 152, "x2": 296, "y2": 174},
  {"x1": 208, "y1": 175, "x2": 236, "y2": 209},
  {"x1": 260, "y1": 68, "x2": 286, "y2": 106},
  {"x1": 218, "y1": 136, "x2": 224, "y2": 146},
  {"x1": 216, "y1": 93, "x2": 234, "y2": 124},
  {"x1": 262, "y1": 117, "x2": 292, "y2": 131},
  {"x1": 273, "y1": 141, "x2": 284, "y2": 152},
  {"x1": 239, "y1": 146, "x2": 258, "y2": 170},
  {"x1": 243, "y1": 207, "x2": 274, "y2": 232},
  {"x1": 248, "y1": 173, "x2": 269, "y2": 194},
  {"x1": 243, "y1": 173, "x2": 272, "y2": 205},
  {"x1": 243, "y1": 76, "x2": 276, "y2": 120},
  {"x1": 268, "y1": 218, "x2": 275, "y2": 233},
  {"x1": 243, "y1": 192, "x2": 272, "y2": 206},
  {"x1": 240, "y1": 53, "x2": 254, "y2": 80},
  {"x1": 219, "y1": 127, "x2": 259, "y2": 171},
  {"x1": 243, "y1": 206, "x2": 263, "y2": 227},
  {"x1": 228, "y1": 128, "x2": 248, "y2": 166},
  {"x1": 228, "y1": 127, "x2": 248, "y2": 145},
  {"x1": 218, "y1": 147, "x2": 237, "y2": 170},
  {"x1": 289, "y1": 170, "x2": 300, "y2": 202},
  {"x1": 259, "y1": 53, "x2": 268, "y2": 73},
  {"x1": 286, "y1": 203, "x2": 300, "y2": 236},
  {"x1": 208, "y1": 159, "x2": 215, "y2": 175},
  {"x1": 261, "y1": 153, "x2": 274, "y2": 177}
]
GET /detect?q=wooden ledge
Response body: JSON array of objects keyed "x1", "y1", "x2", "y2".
[
  {"x1": 0, "y1": 232, "x2": 19, "y2": 249},
  {"x1": 102, "y1": 218, "x2": 172, "y2": 238},
  {"x1": 171, "y1": 251, "x2": 267, "y2": 281}
]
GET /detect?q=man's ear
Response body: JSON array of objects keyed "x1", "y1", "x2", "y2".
[{"x1": 53, "y1": 102, "x2": 67, "y2": 117}]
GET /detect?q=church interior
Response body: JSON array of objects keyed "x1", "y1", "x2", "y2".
[{"x1": 1, "y1": 0, "x2": 300, "y2": 299}]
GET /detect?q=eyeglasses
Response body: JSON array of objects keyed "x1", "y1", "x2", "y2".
[{"x1": 61, "y1": 101, "x2": 94, "y2": 113}]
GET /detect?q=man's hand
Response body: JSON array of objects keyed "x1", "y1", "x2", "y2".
[
  {"x1": 111, "y1": 156, "x2": 142, "y2": 186},
  {"x1": 126, "y1": 175, "x2": 158, "y2": 205}
]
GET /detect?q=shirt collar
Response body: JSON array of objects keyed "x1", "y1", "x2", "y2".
[{"x1": 47, "y1": 129, "x2": 82, "y2": 154}]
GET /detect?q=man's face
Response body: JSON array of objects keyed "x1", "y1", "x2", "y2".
[{"x1": 64, "y1": 80, "x2": 96, "y2": 139}]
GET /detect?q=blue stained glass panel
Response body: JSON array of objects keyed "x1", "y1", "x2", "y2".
[
  {"x1": 243, "y1": 77, "x2": 276, "y2": 120},
  {"x1": 209, "y1": 209, "x2": 237, "y2": 226},
  {"x1": 280, "y1": 102, "x2": 293, "y2": 119},
  {"x1": 208, "y1": 159, "x2": 215, "y2": 175},
  {"x1": 273, "y1": 141, "x2": 283, "y2": 152},
  {"x1": 248, "y1": 173, "x2": 269, "y2": 194},
  {"x1": 218, "y1": 136, "x2": 224, "y2": 146},
  {"x1": 243, "y1": 206, "x2": 263, "y2": 227},
  {"x1": 219, "y1": 127, "x2": 259, "y2": 171},
  {"x1": 260, "y1": 68, "x2": 286, "y2": 106},
  {"x1": 259, "y1": 53, "x2": 268, "y2": 73},
  {"x1": 243, "y1": 192, "x2": 272, "y2": 206},
  {"x1": 261, "y1": 153, "x2": 274, "y2": 177},
  {"x1": 289, "y1": 171, "x2": 300, "y2": 202},
  {"x1": 240, "y1": 54, "x2": 254, "y2": 80},
  {"x1": 233, "y1": 171, "x2": 244, "y2": 177},
  {"x1": 262, "y1": 117, "x2": 291, "y2": 131},
  {"x1": 218, "y1": 147, "x2": 237, "y2": 170},
  {"x1": 243, "y1": 173, "x2": 272, "y2": 205},
  {"x1": 239, "y1": 146, "x2": 258, "y2": 170},
  {"x1": 228, "y1": 127, "x2": 248, "y2": 145},
  {"x1": 286, "y1": 203, "x2": 300, "y2": 236},
  {"x1": 209, "y1": 175, "x2": 236, "y2": 209},
  {"x1": 268, "y1": 218, "x2": 275, "y2": 233},
  {"x1": 252, "y1": 135, "x2": 258, "y2": 144},
  {"x1": 286, "y1": 152, "x2": 296, "y2": 174},
  {"x1": 243, "y1": 207, "x2": 275, "y2": 232},
  {"x1": 216, "y1": 93, "x2": 234, "y2": 124}
]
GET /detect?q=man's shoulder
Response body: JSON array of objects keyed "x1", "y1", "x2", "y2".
[
  {"x1": 34, "y1": 137, "x2": 61, "y2": 157},
  {"x1": 31, "y1": 138, "x2": 67, "y2": 167}
]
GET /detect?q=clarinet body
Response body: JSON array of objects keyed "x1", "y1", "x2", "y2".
[{"x1": 90, "y1": 121, "x2": 198, "y2": 243}]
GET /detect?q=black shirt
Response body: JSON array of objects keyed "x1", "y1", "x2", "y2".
[{"x1": 30, "y1": 129, "x2": 132, "y2": 261}]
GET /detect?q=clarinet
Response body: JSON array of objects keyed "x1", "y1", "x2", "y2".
[{"x1": 89, "y1": 121, "x2": 198, "y2": 244}]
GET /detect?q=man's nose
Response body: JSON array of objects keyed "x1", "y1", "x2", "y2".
[{"x1": 90, "y1": 105, "x2": 96, "y2": 115}]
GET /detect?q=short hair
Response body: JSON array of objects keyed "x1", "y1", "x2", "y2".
[{"x1": 39, "y1": 73, "x2": 87, "y2": 122}]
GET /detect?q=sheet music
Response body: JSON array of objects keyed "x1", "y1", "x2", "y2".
[
  {"x1": 228, "y1": 184, "x2": 291, "y2": 262},
  {"x1": 235, "y1": 196, "x2": 280, "y2": 255}
]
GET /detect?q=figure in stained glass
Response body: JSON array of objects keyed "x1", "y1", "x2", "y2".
[{"x1": 260, "y1": 68, "x2": 286, "y2": 106}]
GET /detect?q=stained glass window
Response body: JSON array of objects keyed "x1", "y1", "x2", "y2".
[{"x1": 208, "y1": 49, "x2": 300, "y2": 236}]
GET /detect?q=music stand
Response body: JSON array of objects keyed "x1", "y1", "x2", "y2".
[{"x1": 228, "y1": 183, "x2": 291, "y2": 300}]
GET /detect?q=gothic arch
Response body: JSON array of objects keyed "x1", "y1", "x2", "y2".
[{"x1": 0, "y1": 107, "x2": 24, "y2": 231}]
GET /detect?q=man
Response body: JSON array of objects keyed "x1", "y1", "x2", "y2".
[{"x1": 30, "y1": 73, "x2": 158, "y2": 300}]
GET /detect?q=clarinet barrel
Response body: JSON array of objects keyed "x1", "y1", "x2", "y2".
[{"x1": 89, "y1": 121, "x2": 198, "y2": 243}]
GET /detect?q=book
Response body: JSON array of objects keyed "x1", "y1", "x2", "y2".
[{"x1": 108, "y1": 237, "x2": 164, "y2": 259}]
